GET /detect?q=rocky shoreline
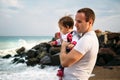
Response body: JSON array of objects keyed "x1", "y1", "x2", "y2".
[{"x1": 2, "y1": 30, "x2": 120, "y2": 68}]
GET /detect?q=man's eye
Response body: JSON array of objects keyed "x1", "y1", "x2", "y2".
[
  {"x1": 78, "y1": 21, "x2": 81, "y2": 23},
  {"x1": 77, "y1": 21, "x2": 81, "y2": 23}
]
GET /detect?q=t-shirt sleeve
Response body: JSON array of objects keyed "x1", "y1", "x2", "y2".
[
  {"x1": 74, "y1": 36, "x2": 91, "y2": 55},
  {"x1": 56, "y1": 39, "x2": 61, "y2": 45}
]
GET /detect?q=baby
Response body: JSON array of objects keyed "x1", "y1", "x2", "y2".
[{"x1": 50, "y1": 16, "x2": 81, "y2": 80}]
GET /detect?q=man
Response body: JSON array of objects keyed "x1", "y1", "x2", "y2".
[{"x1": 60, "y1": 8, "x2": 99, "y2": 80}]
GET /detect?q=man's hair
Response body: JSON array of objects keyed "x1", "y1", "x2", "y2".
[
  {"x1": 77, "y1": 8, "x2": 95, "y2": 24},
  {"x1": 58, "y1": 16, "x2": 74, "y2": 29}
]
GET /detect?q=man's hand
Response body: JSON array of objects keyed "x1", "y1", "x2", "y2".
[
  {"x1": 67, "y1": 44, "x2": 75, "y2": 49},
  {"x1": 61, "y1": 40, "x2": 69, "y2": 48}
]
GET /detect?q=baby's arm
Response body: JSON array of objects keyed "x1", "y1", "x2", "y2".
[
  {"x1": 50, "y1": 39, "x2": 61, "y2": 46},
  {"x1": 50, "y1": 41, "x2": 57, "y2": 46}
]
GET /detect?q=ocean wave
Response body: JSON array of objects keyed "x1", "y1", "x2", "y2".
[
  {"x1": 0, "y1": 58, "x2": 58, "y2": 80},
  {"x1": 0, "y1": 38, "x2": 50, "y2": 57},
  {"x1": 0, "y1": 49, "x2": 17, "y2": 57}
]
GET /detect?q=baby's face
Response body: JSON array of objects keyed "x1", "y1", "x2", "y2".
[{"x1": 59, "y1": 24, "x2": 68, "y2": 35}]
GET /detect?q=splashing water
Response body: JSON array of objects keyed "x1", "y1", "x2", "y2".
[{"x1": 0, "y1": 58, "x2": 58, "y2": 80}]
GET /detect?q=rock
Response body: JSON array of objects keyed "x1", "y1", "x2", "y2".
[
  {"x1": 36, "y1": 51, "x2": 48, "y2": 60},
  {"x1": 26, "y1": 58, "x2": 39, "y2": 66},
  {"x1": 99, "y1": 48, "x2": 116, "y2": 56},
  {"x1": 96, "y1": 47, "x2": 117, "y2": 66},
  {"x1": 12, "y1": 57, "x2": 25, "y2": 64},
  {"x1": 23, "y1": 42, "x2": 52, "y2": 66},
  {"x1": 96, "y1": 53, "x2": 114, "y2": 66},
  {"x1": 40, "y1": 55, "x2": 52, "y2": 65},
  {"x1": 11, "y1": 31, "x2": 120, "y2": 67},
  {"x1": 105, "y1": 56, "x2": 120, "y2": 66},
  {"x1": 26, "y1": 49, "x2": 38, "y2": 59},
  {"x1": 16, "y1": 59, "x2": 25, "y2": 64},
  {"x1": 14, "y1": 47, "x2": 26, "y2": 58},
  {"x1": 106, "y1": 59, "x2": 120, "y2": 66},
  {"x1": 49, "y1": 46, "x2": 60, "y2": 55},
  {"x1": 16, "y1": 47, "x2": 25, "y2": 54},
  {"x1": 14, "y1": 52, "x2": 26, "y2": 58},
  {"x1": 51, "y1": 53, "x2": 60, "y2": 65},
  {"x1": 12, "y1": 57, "x2": 19, "y2": 63},
  {"x1": 2, "y1": 54, "x2": 12, "y2": 59},
  {"x1": 107, "y1": 32, "x2": 120, "y2": 40},
  {"x1": 32, "y1": 42, "x2": 51, "y2": 53}
]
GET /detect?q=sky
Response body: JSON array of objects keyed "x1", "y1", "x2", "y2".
[{"x1": 0, "y1": 0, "x2": 120, "y2": 36}]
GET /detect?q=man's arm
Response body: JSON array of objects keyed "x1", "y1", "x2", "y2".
[{"x1": 60, "y1": 41, "x2": 83, "y2": 67}]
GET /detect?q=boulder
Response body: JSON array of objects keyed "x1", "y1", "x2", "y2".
[
  {"x1": 26, "y1": 58, "x2": 39, "y2": 66},
  {"x1": 2, "y1": 54, "x2": 12, "y2": 59},
  {"x1": 51, "y1": 53, "x2": 60, "y2": 65},
  {"x1": 40, "y1": 55, "x2": 52, "y2": 65},
  {"x1": 12, "y1": 57, "x2": 25, "y2": 64},
  {"x1": 16, "y1": 47, "x2": 25, "y2": 54}
]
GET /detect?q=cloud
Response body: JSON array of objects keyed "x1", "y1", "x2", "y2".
[
  {"x1": 0, "y1": 0, "x2": 120, "y2": 36},
  {"x1": 0, "y1": 0, "x2": 24, "y2": 18},
  {"x1": 1, "y1": 0, "x2": 23, "y2": 9},
  {"x1": 94, "y1": 14, "x2": 120, "y2": 32}
]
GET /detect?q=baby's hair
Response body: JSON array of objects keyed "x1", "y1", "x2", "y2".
[{"x1": 58, "y1": 15, "x2": 74, "y2": 29}]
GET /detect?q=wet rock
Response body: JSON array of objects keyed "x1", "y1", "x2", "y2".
[
  {"x1": 97, "y1": 53, "x2": 114, "y2": 66},
  {"x1": 12, "y1": 57, "x2": 19, "y2": 63},
  {"x1": 2, "y1": 54, "x2": 12, "y2": 59},
  {"x1": 49, "y1": 46, "x2": 60, "y2": 55},
  {"x1": 51, "y1": 53, "x2": 60, "y2": 65},
  {"x1": 12, "y1": 57, "x2": 25, "y2": 64},
  {"x1": 16, "y1": 47, "x2": 25, "y2": 54},
  {"x1": 32, "y1": 42, "x2": 51, "y2": 53},
  {"x1": 26, "y1": 49, "x2": 38, "y2": 59},
  {"x1": 26, "y1": 58, "x2": 39, "y2": 66},
  {"x1": 40, "y1": 55, "x2": 52, "y2": 65},
  {"x1": 11, "y1": 31, "x2": 120, "y2": 67}
]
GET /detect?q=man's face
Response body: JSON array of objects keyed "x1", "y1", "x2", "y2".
[{"x1": 75, "y1": 12, "x2": 89, "y2": 34}]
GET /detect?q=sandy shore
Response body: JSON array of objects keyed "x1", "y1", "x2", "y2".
[{"x1": 89, "y1": 66, "x2": 120, "y2": 80}]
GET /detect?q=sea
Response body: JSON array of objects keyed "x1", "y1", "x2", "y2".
[
  {"x1": 0, "y1": 36, "x2": 95, "y2": 80},
  {"x1": 0, "y1": 36, "x2": 58, "y2": 80}
]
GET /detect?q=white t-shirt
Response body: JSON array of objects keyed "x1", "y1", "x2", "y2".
[
  {"x1": 63, "y1": 31, "x2": 99, "y2": 80},
  {"x1": 56, "y1": 31, "x2": 81, "y2": 45}
]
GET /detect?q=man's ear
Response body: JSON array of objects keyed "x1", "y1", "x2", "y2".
[{"x1": 89, "y1": 19, "x2": 93, "y2": 25}]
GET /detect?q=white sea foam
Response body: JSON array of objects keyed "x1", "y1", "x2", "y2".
[
  {"x1": 0, "y1": 38, "x2": 50, "y2": 57},
  {"x1": 0, "y1": 36, "x2": 95, "y2": 80},
  {"x1": 0, "y1": 65, "x2": 58, "y2": 80},
  {"x1": 0, "y1": 49, "x2": 17, "y2": 57},
  {"x1": 0, "y1": 57, "x2": 95, "y2": 80},
  {"x1": 0, "y1": 58, "x2": 58, "y2": 80},
  {"x1": 0, "y1": 37, "x2": 60, "y2": 80}
]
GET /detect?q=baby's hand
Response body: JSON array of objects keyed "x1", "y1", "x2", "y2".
[{"x1": 50, "y1": 41, "x2": 57, "y2": 46}]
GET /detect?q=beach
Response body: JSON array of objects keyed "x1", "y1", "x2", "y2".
[
  {"x1": 0, "y1": 36, "x2": 120, "y2": 80},
  {"x1": 90, "y1": 66, "x2": 120, "y2": 80}
]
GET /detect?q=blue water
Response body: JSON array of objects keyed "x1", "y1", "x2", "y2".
[
  {"x1": 0, "y1": 36, "x2": 95, "y2": 80},
  {"x1": 0, "y1": 36, "x2": 59, "y2": 80},
  {"x1": 0, "y1": 36, "x2": 52, "y2": 50}
]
